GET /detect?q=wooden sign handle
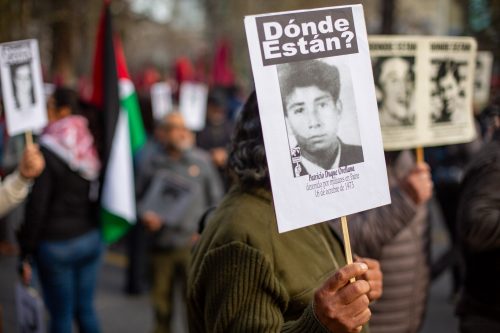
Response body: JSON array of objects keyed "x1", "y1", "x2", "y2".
[
  {"x1": 416, "y1": 146, "x2": 424, "y2": 163},
  {"x1": 25, "y1": 131, "x2": 33, "y2": 146},
  {"x1": 340, "y1": 215, "x2": 356, "y2": 283}
]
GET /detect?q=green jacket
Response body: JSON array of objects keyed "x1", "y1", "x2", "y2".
[{"x1": 188, "y1": 185, "x2": 368, "y2": 332}]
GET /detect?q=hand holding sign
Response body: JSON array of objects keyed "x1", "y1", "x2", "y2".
[
  {"x1": 313, "y1": 262, "x2": 371, "y2": 333},
  {"x1": 18, "y1": 144, "x2": 45, "y2": 180}
]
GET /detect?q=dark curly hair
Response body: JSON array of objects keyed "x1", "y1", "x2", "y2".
[
  {"x1": 277, "y1": 60, "x2": 340, "y2": 115},
  {"x1": 228, "y1": 91, "x2": 270, "y2": 190}
]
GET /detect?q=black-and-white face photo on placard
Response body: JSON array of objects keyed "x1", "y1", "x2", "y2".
[
  {"x1": 430, "y1": 58, "x2": 468, "y2": 124},
  {"x1": 277, "y1": 59, "x2": 364, "y2": 178},
  {"x1": 9, "y1": 60, "x2": 35, "y2": 111},
  {"x1": 373, "y1": 56, "x2": 416, "y2": 127}
]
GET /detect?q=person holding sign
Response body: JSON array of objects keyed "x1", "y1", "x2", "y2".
[
  {"x1": 0, "y1": 144, "x2": 44, "y2": 217},
  {"x1": 278, "y1": 60, "x2": 364, "y2": 177},
  {"x1": 188, "y1": 92, "x2": 382, "y2": 333},
  {"x1": 136, "y1": 111, "x2": 223, "y2": 333},
  {"x1": 330, "y1": 151, "x2": 433, "y2": 333},
  {"x1": 18, "y1": 87, "x2": 103, "y2": 333}
]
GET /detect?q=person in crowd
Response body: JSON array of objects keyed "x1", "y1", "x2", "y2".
[
  {"x1": 0, "y1": 144, "x2": 44, "y2": 218},
  {"x1": 331, "y1": 150, "x2": 433, "y2": 333},
  {"x1": 455, "y1": 105, "x2": 500, "y2": 332},
  {"x1": 136, "y1": 111, "x2": 223, "y2": 333},
  {"x1": 187, "y1": 91, "x2": 382, "y2": 333},
  {"x1": 375, "y1": 57, "x2": 415, "y2": 127},
  {"x1": 278, "y1": 60, "x2": 363, "y2": 177},
  {"x1": 18, "y1": 87, "x2": 103, "y2": 333},
  {"x1": 196, "y1": 90, "x2": 233, "y2": 189}
]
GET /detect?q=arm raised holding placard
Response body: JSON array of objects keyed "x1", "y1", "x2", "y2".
[{"x1": 0, "y1": 144, "x2": 44, "y2": 218}]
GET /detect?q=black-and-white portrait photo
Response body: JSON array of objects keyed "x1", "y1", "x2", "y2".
[
  {"x1": 373, "y1": 56, "x2": 415, "y2": 127},
  {"x1": 430, "y1": 59, "x2": 468, "y2": 124},
  {"x1": 9, "y1": 60, "x2": 35, "y2": 111},
  {"x1": 278, "y1": 59, "x2": 364, "y2": 178}
]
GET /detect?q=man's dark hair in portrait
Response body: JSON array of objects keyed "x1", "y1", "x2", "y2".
[{"x1": 278, "y1": 60, "x2": 364, "y2": 177}]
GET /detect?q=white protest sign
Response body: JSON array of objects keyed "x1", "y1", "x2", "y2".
[
  {"x1": 0, "y1": 39, "x2": 47, "y2": 136},
  {"x1": 245, "y1": 5, "x2": 391, "y2": 233},
  {"x1": 179, "y1": 82, "x2": 208, "y2": 131},
  {"x1": 474, "y1": 51, "x2": 493, "y2": 112},
  {"x1": 369, "y1": 36, "x2": 477, "y2": 150},
  {"x1": 151, "y1": 82, "x2": 173, "y2": 121}
]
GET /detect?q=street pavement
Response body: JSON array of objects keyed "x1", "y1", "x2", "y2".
[{"x1": 1, "y1": 198, "x2": 459, "y2": 333}]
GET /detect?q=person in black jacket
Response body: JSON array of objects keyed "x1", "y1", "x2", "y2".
[
  {"x1": 18, "y1": 87, "x2": 103, "y2": 333},
  {"x1": 456, "y1": 107, "x2": 500, "y2": 332}
]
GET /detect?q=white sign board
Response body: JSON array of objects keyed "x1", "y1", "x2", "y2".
[
  {"x1": 369, "y1": 36, "x2": 477, "y2": 150},
  {"x1": 0, "y1": 39, "x2": 47, "y2": 136},
  {"x1": 151, "y1": 82, "x2": 173, "y2": 121},
  {"x1": 245, "y1": 4, "x2": 391, "y2": 233},
  {"x1": 179, "y1": 82, "x2": 208, "y2": 131},
  {"x1": 474, "y1": 51, "x2": 493, "y2": 112}
]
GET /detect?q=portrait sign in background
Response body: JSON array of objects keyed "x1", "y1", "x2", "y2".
[
  {"x1": 0, "y1": 39, "x2": 47, "y2": 136},
  {"x1": 369, "y1": 36, "x2": 477, "y2": 150},
  {"x1": 245, "y1": 4, "x2": 390, "y2": 233}
]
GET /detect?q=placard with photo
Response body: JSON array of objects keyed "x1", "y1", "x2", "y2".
[
  {"x1": 0, "y1": 39, "x2": 47, "y2": 136},
  {"x1": 245, "y1": 4, "x2": 390, "y2": 233},
  {"x1": 369, "y1": 36, "x2": 477, "y2": 150}
]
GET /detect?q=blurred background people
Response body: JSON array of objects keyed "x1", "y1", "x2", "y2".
[
  {"x1": 331, "y1": 150, "x2": 433, "y2": 333},
  {"x1": 135, "y1": 111, "x2": 223, "y2": 333},
  {"x1": 375, "y1": 57, "x2": 415, "y2": 127},
  {"x1": 455, "y1": 105, "x2": 500, "y2": 332},
  {"x1": 18, "y1": 87, "x2": 103, "y2": 333},
  {"x1": 196, "y1": 90, "x2": 233, "y2": 189}
]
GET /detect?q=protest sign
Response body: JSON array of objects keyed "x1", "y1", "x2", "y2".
[
  {"x1": 245, "y1": 4, "x2": 390, "y2": 233},
  {"x1": 369, "y1": 36, "x2": 477, "y2": 150},
  {"x1": 179, "y1": 82, "x2": 208, "y2": 131},
  {"x1": 474, "y1": 51, "x2": 493, "y2": 112},
  {"x1": 151, "y1": 82, "x2": 173, "y2": 121},
  {"x1": 0, "y1": 39, "x2": 47, "y2": 136}
]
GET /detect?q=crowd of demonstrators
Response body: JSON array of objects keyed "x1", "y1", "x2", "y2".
[
  {"x1": 331, "y1": 150, "x2": 433, "y2": 333},
  {"x1": 188, "y1": 91, "x2": 383, "y2": 333},
  {"x1": 455, "y1": 104, "x2": 500, "y2": 332},
  {"x1": 135, "y1": 111, "x2": 223, "y2": 333},
  {"x1": 17, "y1": 87, "x2": 103, "y2": 333}
]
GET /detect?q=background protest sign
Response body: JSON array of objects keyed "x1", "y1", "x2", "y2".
[
  {"x1": 151, "y1": 82, "x2": 173, "y2": 121},
  {"x1": 245, "y1": 4, "x2": 390, "y2": 233},
  {"x1": 474, "y1": 51, "x2": 493, "y2": 112},
  {"x1": 369, "y1": 36, "x2": 477, "y2": 151},
  {"x1": 179, "y1": 82, "x2": 208, "y2": 131},
  {"x1": 0, "y1": 39, "x2": 47, "y2": 136}
]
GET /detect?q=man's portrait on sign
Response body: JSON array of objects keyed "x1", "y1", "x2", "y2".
[
  {"x1": 430, "y1": 59, "x2": 468, "y2": 124},
  {"x1": 278, "y1": 59, "x2": 364, "y2": 178},
  {"x1": 10, "y1": 60, "x2": 35, "y2": 111}
]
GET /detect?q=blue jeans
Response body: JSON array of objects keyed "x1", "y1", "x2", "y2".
[{"x1": 36, "y1": 229, "x2": 103, "y2": 333}]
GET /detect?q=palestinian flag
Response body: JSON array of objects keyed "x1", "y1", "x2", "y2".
[{"x1": 91, "y1": 2, "x2": 146, "y2": 244}]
